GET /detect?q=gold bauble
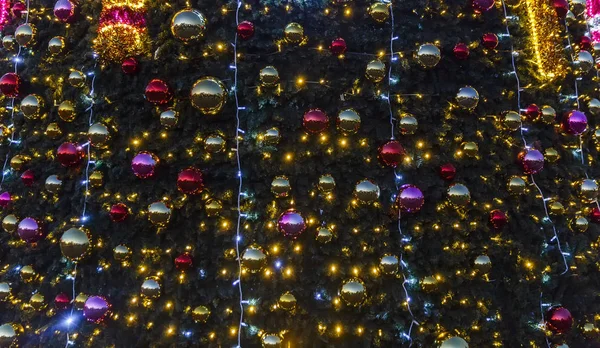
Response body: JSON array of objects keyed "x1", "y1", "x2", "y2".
[
  {"x1": 540, "y1": 105, "x2": 556, "y2": 124},
  {"x1": 20, "y1": 94, "x2": 43, "y2": 120},
  {"x1": 440, "y1": 336, "x2": 469, "y2": 348},
  {"x1": 462, "y1": 141, "x2": 478, "y2": 157},
  {"x1": 474, "y1": 255, "x2": 492, "y2": 273},
  {"x1": 368, "y1": 2, "x2": 389, "y2": 22},
  {"x1": 45, "y1": 122, "x2": 62, "y2": 139},
  {"x1": 354, "y1": 179, "x2": 380, "y2": 203},
  {"x1": 263, "y1": 128, "x2": 280, "y2": 145},
  {"x1": 502, "y1": 111, "x2": 521, "y2": 131},
  {"x1": 30, "y1": 293, "x2": 45, "y2": 310},
  {"x1": 192, "y1": 305, "x2": 210, "y2": 323},
  {"x1": 318, "y1": 174, "x2": 336, "y2": 192},
  {"x1": 262, "y1": 334, "x2": 282, "y2": 347},
  {"x1": 577, "y1": 50, "x2": 594, "y2": 72},
  {"x1": 45, "y1": 175, "x2": 62, "y2": 194},
  {"x1": 205, "y1": 199, "x2": 222, "y2": 217},
  {"x1": 74, "y1": 293, "x2": 88, "y2": 309},
  {"x1": 88, "y1": 123, "x2": 110, "y2": 148},
  {"x1": 10, "y1": 155, "x2": 28, "y2": 171},
  {"x1": 278, "y1": 292, "x2": 296, "y2": 311},
  {"x1": 260, "y1": 66, "x2": 279, "y2": 87},
  {"x1": 204, "y1": 134, "x2": 226, "y2": 153},
  {"x1": 316, "y1": 227, "x2": 333, "y2": 243},
  {"x1": 48, "y1": 36, "x2": 66, "y2": 55},
  {"x1": 113, "y1": 245, "x2": 131, "y2": 261},
  {"x1": 417, "y1": 43, "x2": 441, "y2": 68},
  {"x1": 171, "y1": 9, "x2": 207, "y2": 41},
  {"x1": 399, "y1": 115, "x2": 418, "y2": 134},
  {"x1": 447, "y1": 183, "x2": 471, "y2": 207},
  {"x1": 0, "y1": 323, "x2": 18, "y2": 347},
  {"x1": 583, "y1": 322, "x2": 596, "y2": 334},
  {"x1": 0, "y1": 282, "x2": 10, "y2": 300},
  {"x1": 241, "y1": 245, "x2": 267, "y2": 273},
  {"x1": 2, "y1": 35, "x2": 16, "y2": 51},
  {"x1": 68, "y1": 70, "x2": 86, "y2": 88},
  {"x1": 160, "y1": 109, "x2": 178, "y2": 127},
  {"x1": 507, "y1": 176, "x2": 527, "y2": 195},
  {"x1": 421, "y1": 276, "x2": 438, "y2": 292},
  {"x1": 544, "y1": 148, "x2": 560, "y2": 163},
  {"x1": 379, "y1": 255, "x2": 399, "y2": 275},
  {"x1": 148, "y1": 201, "x2": 171, "y2": 226},
  {"x1": 15, "y1": 23, "x2": 36, "y2": 47},
  {"x1": 284, "y1": 22, "x2": 304, "y2": 44},
  {"x1": 337, "y1": 109, "x2": 361, "y2": 134},
  {"x1": 365, "y1": 60, "x2": 386, "y2": 83},
  {"x1": 570, "y1": 0, "x2": 586, "y2": 16},
  {"x1": 141, "y1": 278, "x2": 161, "y2": 298},
  {"x1": 340, "y1": 278, "x2": 366, "y2": 306},
  {"x1": 271, "y1": 176, "x2": 291, "y2": 198},
  {"x1": 594, "y1": 42, "x2": 600, "y2": 55},
  {"x1": 89, "y1": 171, "x2": 103, "y2": 187},
  {"x1": 588, "y1": 98, "x2": 600, "y2": 116},
  {"x1": 571, "y1": 216, "x2": 589, "y2": 233},
  {"x1": 60, "y1": 227, "x2": 90, "y2": 261},
  {"x1": 20, "y1": 265, "x2": 35, "y2": 282},
  {"x1": 549, "y1": 201, "x2": 565, "y2": 215},
  {"x1": 58, "y1": 100, "x2": 76, "y2": 122},
  {"x1": 190, "y1": 77, "x2": 227, "y2": 114},
  {"x1": 580, "y1": 179, "x2": 599, "y2": 202},
  {"x1": 2, "y1": 214, "x2": 18, "y2": 233},
  {"x1": 456, "y1": 86, "x2": 479, "y2": 109}
]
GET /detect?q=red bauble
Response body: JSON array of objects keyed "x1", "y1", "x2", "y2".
[
  {"x1": 330, "y1": 38, "x2": 347, "y2": 56},
  {"x1": 177, "y1": 167, "x2": 204, "y2": 195},
  {"x1": 303, "y1": 109, "x2": 329, "y2": 134},
  {"x1": 453, "y1": 43, "x2": 469, "y2": 60},
  {"x1": 472, "y1": 0, "x2": 494, "y2": 13},
  {"x1": 546, "y1": 306, "x2": 573, "y2": 335},
  {"x1": 523, "y1": 104, "x2": 540, "y2": 119},
  {"x1": 519, "y1": 149, "x2": 544, "y2": 175},
  {"x1": 131, "y1": 151, "x2": 158, "y2": 179},
  {"x1": 54, "y1": 293, "x2": 70, "y2": 309},
  {"x1": 489, "y1": 209, "x2": 508, "y2": 229},
  {"x1": 20, "y1": 169, "x2": 34, "y2": 187},
  {"x1": 379, "y1": 140, "x2": 405, "y2": 167},
  {"x1": 481, "y1": 33, "x2": 498, "y2": 49},
  {"x1": 579, "y1": 36, "x2": 592, "y2": 51},
  {"x1": 0, "y1": 73, "x2": 21, "y2": 97},
  {"x1": 109, "y1": 203, "x2": 129, "y2": 222},
  {"x1": 591, "y1": 207, "x2": 600, "y2": 223},
  {"x1": 11, "y1": 2, "x2": 26, "y2": 17},
  {"x1": 18, "y1": 217, "x2": 44, "y2": 243},
  {"x1": 175, "y1": 253, "x2": 193, "y2": 270},
  {"x1": 144, "y1": 79, "x2": 172, "y2": 105},
  {"x1": 57, "y1": 142, "x2": 84, "y2": 167},
  {"x1": 237, "y1": 21, "x2": 255, "y2": 40},
  {"x1": 439, "y1": 163, "x2": 456, "y2": 181},
  {"x1": 53, "y1": 0, "x2": 75, "y2": 22},
  {"x1": 0, "y1": 192, "x2": 11, "y2": 208},
  {"x1": 121, "y1": 57, "x2": 138, "y2": 75},
  {"x1": 553, "y1": 0, "x2": 569, "y2": 18}
]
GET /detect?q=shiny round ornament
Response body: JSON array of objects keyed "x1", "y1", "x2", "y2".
[
  {"x1": 284, "y1": 22, "x2": 304, "y2": 44},
  {"x1": 262, "y1": 334, "x2": 282, "y2": 347},
  {"x1": 473, "y1": 255, "x2": 492, "y2": 273},
  {"x1": 30, "y1": 293, "x2": 45, "y2": 310},
  {"x1": 508, "y1": 176, "x2": 527, "y2": 194},
  {"x1": 241, "y1": 245, "x2": 267, "y2": 273},
  {"x1": 588, "y1": 98, "x2": 600, "y2": 116},
  {"x1": 20, "y1": 169, "x2": 34, "y2": 187},
  {"x1": 18, "y1": 217, "x2": 43, "y2": 243},
  {"x1": 89, "y1": 171, "x2": 103, "y2": 187},
  {"x1": 190, "y1": 77, "x2": 227, "y2": 114},
  {"x1": 260, "y1": 66, "x2": 279, "y2": 87},
  {"x1": 88, "y1": 123, "x2": 110, "y2": 148},
  {"x1": 489, "y1": 209, "x2": 508, "y2": 229},
  {"x1": 366, "y1": 60, "x2": 386, "y2": 83},
  {"x1": 337, "y1": 109, "x2": 360, "y2": 134},
  {"x1": 580, "y1": 179, "x2": 598, "y2": 202},
  {"x1": 278, "y1": 292, "x2": 296, "y2": 311},
  {"x1": 2, "y1": 36, "x2": 15, "y2": 51},
  {"x1": 570, "y1": 0, "x2": 586, "y2": 16},
  {"x1": 472, "y1": 0, "x2": 494, "y2": 12},
  {"x1": 354, "y1": 179, "x2": 380, "y2": 203},
  {"x1": 440, "y1": 163, "x2": 456, "y2": 181},
  {"x1": 20, "y1": 265, "x2": 35, "y2": 281},
  {"x1": 590, "y1": 207, "x2": 600, "y2": 223},
  {"x1": 171, "y1": 9, "x2": 206, "y2": 41},
  {"x1": 594, "y1": 41, "x2": 600, "y2": 55},
  {"x1": 60, "y1": 227, "x2": 90, "y2": 260},
  {"x1": 503, "y1": 111, "x2": 521, "y2": 131},
  {"x1": 440, "y1": 336, "x2": 469, "y2": 348},
  {"x1": 453, "y1": 43, "x2": 469, "y2": 60},
  {"x1": 379, "y1": 255, "x2": 399, "y2": 275},
  {"x1": 109, "y1": 203, "x2": 128, "y2": 222},
  {"x1": 57, "y1": 142, "x2": 83, "y2": 167},
  {"x1": 571, "y1": 216, "x2": 589, "y2": 232},
  {"x1": 177, "y1": 167, "x2": 204, "y2": 195},
  {"x1": 544, "y1": 148, "x2": 559, "y2": 163},
  {"x1": 54, "y1": 293, "x2": 69, "y2": 309},
  {"x1": 11, "y1": 2, "x2": 26, "y2": 17},
  {"x1": 10, "y1": 155, "x2": 27, "y2": 171},
  {"x1": 462, "y1": 141, "x2": 478, "y2": 157},
  {"x1": 318, "y1": 174, "x2": 336, "y2": 192},
  {"x1": 519, "y1": 149, "x2": 544, "y2": 174},
  {"x1": 68, "y1": 70, "x2": 85, "y2": 88},
  {"x1": 74, "y1": 293, "x2": 88, "y2": 309},
  {"x1": 369, "y1": 2, "x2": 389, "y2": 22},
  {"x1": 159, "y1": 109, "x2": 177, "y2": 127},
  {"x1": 303, "y1": 109, "x2": 329, "y2": 134},
  {"x1": 121, "y1": 57, "x2": 138, "y2": 75},
  {"x1": 563, "y1": 110, "x2": 587, "y2": 135},
  {"x1": 577, "y1": 50, "x2": 594, "y2": 72},
  {"x1": 271, "y1": 176, "x2": 291, "y2": 197},
  {"x1": 340, "y1": 278, "x2": 366, "y2": 306},
  {"x1": 141, "y1": 278, "x2": 160, "y2": 298},
  {"x1": 545, "y1": 306, "x2": 573, "y2": 335},
  {"x1": 83, "y1": 296, "x2": 110, "y2": 323},
  {"x1": 113, "y1": 245, "x2": 130, "y2": 261},
  {"x1": 192, "y1": 305, "x2": 210, "y2": 323},
  {"x1": 550, "y1": 201, "x2": 566, "y2": 215},
  {"x1": 278, "y1": 210, "x2": 306, "y2": 238},
  {"x1": 48, "y1": 36, "x2": 65, "y2": 55},
  {"x1": 148, "y1": 201, "x2": 171, "y2": 226},
  {"x1": 482, "y1": 33, "x2": 499, "y2": 49},
  {"x1": 379, "y1": 140, "x2": 405, "y2": 167},
  {"x1": 145, "y1": 79, "x2": 172, "y2": 105},
  {"x1": 565, "y1": 10, "x2": 576, "y2": 23},
  {"x1": 131, "y1": 152, "x2": 158, "y2": 178},
  {"x1": 417, "y1": 43, "x2": 441, "y2": 68},
  {"x1": 237, "y1": 21, "x2": 254, "y2": 40},
  {"x1": 205, "y1": 199, "x2": 222, "y2": 216},
  {"x1": 53, "y1": 0, "x2": 75, "y2": 22},
  {"x1": 15, "y1": 23, "x2": 35, "y2": 47},
  {"x1": 58, "y1": 100, "x2": 76, "y2": 122},
  {"x1": 20, "y1": 94, "x2": 43, "y2": 119},
  {"x1": 0, "y1": 192, "x2": 10, "y2": 209},
  {"x1": 45, "y1": 122, "x2": 62, "y2": 139},
  {"x1": 396, "y1": 184, "x2": 424, "y2": 213},
  {"x1": 330, "y1": 37, "x2": 347, "y2": 56},
  {"x1": 0, "y1": 73, "x2": 20, "y2": 97},
  {"x1": 456, "y1": 86, "x2": 479, "y2": 109},
  {"x1": 0, "y1": 324, "x2": 18, "y2": 347},
  {"x1": 175, "y1": 253, "x2": 193, "y2": 270},
  {"x1": 316, "y1": 227, "x2": 333, "y2": 243},
  {"x1": 204, "y1": 134, "x2": 225, "y2": 153},
  {"x1": 2, "y1": 214, "x2": 17, "y2": 233},
  {"x1": 0, "y1": 283, "x2": 10, "y2": 300},
  {"x1": 447, "y1": 183, "x2": 471, "y2": 207},
  {"x1": 399, "y1": 115, "x2": 418, "y2": 134}
]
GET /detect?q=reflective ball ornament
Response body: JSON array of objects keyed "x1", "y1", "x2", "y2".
[
  {"x1": 83, "y1": 296, "x2": 110, "y2": 323},
  {"x1": 204, "y1": 134, "x2": 225, "y2": 153},
  {"x1": 89, "y1": 171, "x2": 103, "y2": 187},
  {"x1": 570, "y1": 0, "x2": 586, "y2": 16},
  {"x1": 48, "y1": 36, "x2": 66, "y2": 55},
  {"x1": 2, "y1": 35, "x2": 16, "y2": 51},
  {"x1": 53, "y1": 0, "x2": 75, "y2": 22},
  {"x1": 0, "y1": 192, "x2": 11, "y2": 209},
  {"x1": 576, "y1": 50, "x2": 594, "y2": 72},
  {"x1": 10, "y1": 155, "x2": 27, "y2": 171},
  {"x1": 440, "y1": 336, "x2": 469, "y2": 348},
  {"x1": 379, "y1": 255, "x2": 399, "y2": 275},
  {"x1": 379, "y1": 140, "x2": 405, "y2": 167},
  {"x1": 74, "y1": 293, "x2": 88, "y2": 309},
  {"x1": 489, "y1": 209, "x2": 508, "y2": 230},
  {"x1": 589, "y1": 98, "x2": 600, "y2": 116},
  {"x1": 174, "y1": 253, "x2": 193, "y2": 270},
  {"x1": 192, "y1": 305, "x2": 210, "y2": 323},
  {"x1": 284, "y1": 22, "x2": 304, "y2": 44},
  {"x1": 141, "y1": 278, "x2": 161, "y2": 298},
  {"x1": 113, "y1": 245, "x2": 131, "y2": 261},
  {"x1": 145, "y1": 79, "x2": 172, "y2": 105},
  {"x1": 15, "y1": 23, "x2": 35, "y2": 47},
  {"x1": 109, "y1": 203, "x2": 128, "y2": 222},
  {"x1": 190, "y1": 77, "x2": 227, "y2": 114},
  {"x1": 508, "y1": 176, "x2": 527, "y2": 194},
  {"x1": 259, "y1": 66, "x2": 279, "y2": 87},
  {"x1": 88, "y1": 123, "x2": 110, "y2": 148},
  {"x1": 318, "y1": 174, "x2": 336, "y2": 192},
  {"x1": 0, "y1": 73, "x2": 20, "y2": 97},
  {"x1": 365, "y1": 59, "x2": 386, "y2": 82},
  {"x1": 316, "y1": 227, "x2": 333, "y2": 243},
  {"x1": 330, "y1": 37, "x2": 347, "y2": 56},
  {"x1": 2, "y1": 214, "x2": 18, "y2": 233},
  {"x1": 502, "y1": 111, "x2": 521, "y2": 131},
  {"x1": 60, "y1": 227, "x2": 90, "y2": 261},
  {"x1": 337, "y1": 108, "x2": 361, "y2": 134},
  {"x1": 453, "y1": 43, "x2": 469, "y2": 60},
  {"x1": 271, "y1": 176, "x2": 291, "y2": 198},
  {"x1": 46, "y1": 123, "x2": 62, "y2": 139},
  {"x1": 472, "y1": 0, "x2": 494, "y2": 13},
  {"x1": 237, "y1": 20, "x2": 254, "y2": 40},
  {"x1": 474, "y1": 255, "x2": 492, "y2": 273},
  {"x1": 482, "y1": 33, "x2": 499, "y2": 49},
  {"x1": 54, "y1": 293, "x2": 70, "y2": 309},
  {"x1": 121, "y1": 57, "x2": 138, "y2": 75},
  {"x1": 278, "y1": 210, "x2": 306, "y2": 239},
  {"x1": 579, "y1": 35, "x2": 593, "y2": 50},
  {"x1": 0, "y1": 323, "x2": 19, "y2": 347},
  {"x1": 303, "y1": 109, "x2": 329, "y2": 134},
  {"x1": 545, "y1": 306, "x2": 573, "y2": 335},
  {"x1": 205, "y1": 199, "x2": 222, "y2": 217},
  {"x1": 11, "y1": 2, "x2": 26, "y2": 17},
  {"x1": 439, "y1": 163, "x2": 456, "y2": 181},
  {"x1": 0, "y1": 282, "x2": 10, "y2": 300},
  {"x1": 563, "y1": 110, "x2": 587, "y2": 135},
  {"x1": 262, "y1": 334, "x2": 283, "y2": 347},
  {"x1": 417, "y1": 43, "x2": 441, "y2": 68},
  {"x1": 29, "y1": 293, "x2": 45, "y2": 310},
  {"x1": 159, "y1": 109, "x2": 177, "y2": 127},
  {"x1": 57, "y1": 100, "x2": 76, "y2": 122},
  {"x1": 21, "y1": 94, "x2": 43, "y2": 119},
  {"x1": 177, "y1": 167, "x2": 204, "y2": 195},
  {"x1": 519, "y1": 149, "x2": 544, "y2": 175},
  {"x1": 57, "y1": 142, "x2": 84, "y2": 167},
  {"x1": 399, "y1": 114, "x2": 418, "y2": 134},
  {"x1": 171, "y1": 9, "x2": 206, "y2": 41},
  {"x1": 396, "y1": 184, "x2": 424, "y2": 213},
  {"x1": 571, "y1": 216, "x2": 589, "y2": 233},
  {"x1": 148, "y1": 201, "x2": 171, "y2": 226},
  {"x1": 20, "y1": 265, "x2": 36, "y2": 282},
  {"x1": 456, "y1": 86, "x2": 479, "y2": 109},
  {"x1": 340, "y1": 278, "x2": 367, "y2": 306},
  {"x1": 580, "y1": 179, "x2": 599, "y2": 202},
  {"x1": 241, "y1": 245, "x2": 267, "y2": 273},
  {"x1": 447, "y1": 183, "x2": 471, "y2": 207},
  {"x1": 368, "y1": 2, "x2": 389, "y2": 22},
  {"x1": 131, "y1": 152, "x2": 158, "y2": 179},
  {"x1": 354, "y1": 179, "x2": 380, "y2": 203},
  {"x1": 20, "y1": 169, "x2": 34, "y2": 187}
]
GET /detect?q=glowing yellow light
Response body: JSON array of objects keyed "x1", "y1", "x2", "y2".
[
  {"x1": 344, "y1": 7, "x2": 351, "y2": 16},
  {"x1": 285, "y1": 153, "x2": 293, "y2": 161},
  {"x1": 216, "y1": 43, "x2": 224, "y2": 51},
  {"x1": 330, "y1": 264, "x2": 337, "y2": 272},
  {"x1": 296, "y1": 77, "x2": 305, "y2": 86}
]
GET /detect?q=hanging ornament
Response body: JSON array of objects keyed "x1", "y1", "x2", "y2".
[
  {"x1": 141, "y1": 278, "x2": 160, "y2": 298},
  {"x1": 131, "y1": 151, "x2": 158, "y2": 178},
  {"x1": 439, "y1": 163, "x2": 456, "y2": 181},
  {"x1": 365, "y1": 59, "x2": 386, "y2": 82},
  {"x1": 456, "y1": 86, "x2": 479, "y2": 109},
  {"x1": 0, "y1": 282, "x2": 10, "y2": 300},
  {"x1": 20, "y1": 265, "x2": 36, "y2": 281},
  {"x1": 10, "y1": 155, "x2": 28, "y2": 171},
  {"x1": 540, "y1": 105, "x2": 556, "y2": 124},
  {"x1": 303, "y1": 109, "x2": 329, "y2": 134},
  {"x1": 502, "y1": 111, "x2": 521, "y2": 131},
  {"x1": 590, "y1": 207, "x2": 600, "y2": 223},
  {"x1": 0, "y1": 192, "x2": 10, "y2": 209},
  {"x1": 340, "y1": 278, "x2": 366, "y2": 306},
  {"x1": 54, "y1": 293, "x2": 70, "y2": 309},
  {"x1": 481, "y1": 33, "x2": 498, "y2": 49},
  {"x1": 21, "y1": 94, "x2": 43, "y2": 119},
  {"x1": 0, "y1": 73, "x2": 20, "y2": 97},
  {"x1": 570, "y1": 0, "x2": 586, "y2": 15},
  {"x1": 489, "y1": 209, "x2": 508, "y2": 229},
  {"x1": 60, "y1": 227, "x2": 90, "y2": 261},
  {"x1": 588, "y1": 98, "x2": 600, "y2": 116},
  {"x1": 2, "y1": 214, "x2": 18, "y2": 233},
  {"x1": 2, "y1": 36, "x2": 16, "y2": 51},
  {"x1": 190, "y1": 77, "x2": 227, "y2": 114},
  {"x1": 95, "y1": 0, "x2": 149, "y2": 61},
  {"x1": 17, "y1": 217, "x2": 44, "y2": 243},
  {"x1": 177, "y1": 167, "x2": 204, "y2": 195},
  {"x1": 205, "y1": 199, "x2": 222, "y2": 217},
  {"x1": 15, "y1": 23, "x2": 35, "y2": 47},
  {"x1": 74, "y1": 293, "x2": 88, "y2": 309},
  {"x1": 379, "y1": 140, "x2": 405, "y2": 167},
  {"x1": 330, "y1": 37, "x2": 347, "y2": 56},
  {"x1": 354, "y1": 179, "x2": 380, "y2": 203},
  {"x1": 53, "y1": 0, "x2": 75, "y2": 22},
  {"x1": 336, "y1": 108, "x2": 361, "y2": 134},
  {"x1": 278, "y1": 292, "x2": 296, "y2": 311},
  {"x1": 57, "y1": 142, "x2": 84, "y2": 167},
  {"x1": 474, "y1": 255, "x2": 492, "y2": 273},
  {"x1": 89, "y1": 171, "x2": 103, "y2": 187},
  {"x1": 204, "y1": 134, "x2": 226, "y2": 153},
  {"x1": 440, "y1": 337, "x2": 469, "y2": 348},
  {"x1": 570, "y1": 216, "x2": 589, "y2": 232},
  {"x1": 472, "y1": 0, "x2": 494, "y2": 13},
  {"x1": 171, "y1": 9, "x2": 207, "y2": 41},
  {"x1": 553, "y1": 0, "x2": 569, "y2": 17},
  {"x1": 278, "y1": 210, "x2": 306, "y2": 238},
  {"x1": 316, "y1": 227, "x2": 333, "y2": 243},
  {"x1": 58, "y1": 100, "x2": 76, "y2": 122},
  {"x1": 576, "y1": 50, "x2": 594, "y2": 72},
  {"x1": 368, "y1": 2, "x2": 389, "y2": 22},
  {"x1": 579, "y1": 35, "x2": 592, "y2": 51},
  {"x1": 562, "y1": 110, "x2": 587, "y2": 135},
  {"x1": 113, "y1": 245, "x2": 130, "y2": 261},
  {"x1": 174, "y1": 253, "x2": 193, "y2": 270},
  {"x1": 148, "y1": 201, "x2": 171, "y2": 226},
  {"x1": 462, "y1": 141, "x2": 478, "y2": 157},
  {"x1": 191, "y1": 306, "x2": 210, "y2": 323},
  {"x1": 109, "y1": 203, "x2": 128, "y2": 222},
  {"x1": 399, "y1": 115, "x2": 418, "y2": 134},
  {"x1": 416, "y1": 43, "x2": 441, "y2": 68},
  {"x1": 545, "y1": 306, "x2": 573, "y2": 335},
  {"x1": 241, "y1": 245, "x2": 267, "y2": 273},
  {"x1": 544, "y1": 146, "x2": 559, "y2": 162},
  {"x1": 447, "y1": 183, "x2": 471, "y2": 207},
  {"x1": 237, "y1": 20, "x2": 254, "y2": 40},
  {"x1": 29, "y1": 293, "x2": 44, "y2": 310},
  {"x1": 519, "y1": 149, "x2": 544, "y2": 174},
  {"x1": 379, "y1": 255, "x2": 399, "y2": 275},
  {"x1": 271, "y1": 176, "x2": 291, "y2": 197},
  {"x1": 0, "y1": 324, "x2": 19, "y2": 347},
  {"x1": 45, "y1": 123, "x2": 62, "y2": 139},
  {"x1": 145, "y1": 79, "x2": 172, "y2": 105},
  {"x1": 550, "y1": 201, "x2": 565, "y2": 215},
  {"x1": 88, "y1": 123, "x2": 110, "y2": 148},
  {"x1": 453, "y1": 43, "x2": 469, "y2": 60},
  {"x1": 284, "y1": 22, "x2": 304, "y2": 44},
  {"x1": 579, "y1": 179, "x2": 598, "y2": 202},
  {"x1": 83, "y1": 296, "x2": 110, "y2": 323},
  {"x1": 318, "y1": 174, "x2": 336, "y2": 192},
  {"x1": 159, "y1": 109, "x2": 177, "y2": 127},
  {"x1": 20, "y1": 169, "x2": 34, "y2": 186},
  {"x1": 11, "y1": 2, "x2": 26, "y2": 17},
  {"x1": 259, "y1": 66, "x2": 279, "y2": 87},
  {"x1": 48, "y1": 36, "x2": 66, "y2": 55},
  {"x1": 396, "y1": 184, "x2": 424, "y2": 213},
  {"x1": 121, "y1": 57, "x2": 138, "y2": 75}
]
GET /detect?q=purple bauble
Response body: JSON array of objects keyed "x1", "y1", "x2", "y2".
[
  {"x1": 396, "y1": 184, "x2": 424, "y2": 213},
  {"x1": 131, "y1": 152, "x2": 158, "y2": 179},
  {"x1": 17, "y1": 217, "x2": 44, "y2": 243},
  {"x1": 519, "y1": 149, "x2": 544, "y2": 175},
  {"x1": 563, "y1": 110, "x2": 588, "y2": 135},
  {"x1": 53, "y1": 0, "x2": 75, "y2": 22},
  {"x1": 278, "y1": 210, "x2": 306, "y2": 239},
  {"x1": 0, "y1": 191, "x2": 11, "y2": 208},
  {"x1": 83, "y1": 296, "x2": 110, "y2": 323}
]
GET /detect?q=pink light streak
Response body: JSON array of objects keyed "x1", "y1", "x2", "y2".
[
  {"x1": 587, "y1": 0, "x2": 600, "y2": 42},
  {"x1": 0, "y1": 0, "x2": 10, "y2": 31}
]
